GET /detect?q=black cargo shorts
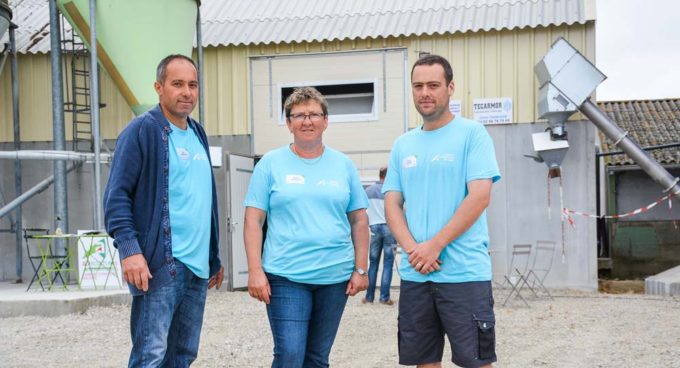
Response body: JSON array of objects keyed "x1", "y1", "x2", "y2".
[{"x1": 398, "y1": 280, "x2": 497, "y2": 367}]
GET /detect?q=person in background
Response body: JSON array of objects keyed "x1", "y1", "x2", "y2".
[
  {"x1": 362, "y1": 166, "x2": 397, "y2": 306},
  {"x1": 243, "y1": 86, "x2": 369, "y2": 368},
  {"x1": 384, "y1": 54, "x2": 501, "y2": 368},
  {"x1": 104, "y1": 54, "x2": 224, "y2": 367}
]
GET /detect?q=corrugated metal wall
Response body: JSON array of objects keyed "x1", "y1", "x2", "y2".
[
  {"x1": 0, "y1": 53, "x2": 135, "y2": 142},
  {"x1": 0, "y1": 22, "x2": 594, "y2": 142},
  {"x1": 0, "y1": 53, "x2": 53, "y2": 142},
  {"x1": 202, "y1": 46, "x2": 250, "y2": 136}
]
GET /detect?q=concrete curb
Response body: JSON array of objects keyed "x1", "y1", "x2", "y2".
[
  {"x1": 0, "y1": 282, "x2": 131, "y2": 318},
  {"x1": 0, "y1": 293, "x2": 131, "y2": 318}
]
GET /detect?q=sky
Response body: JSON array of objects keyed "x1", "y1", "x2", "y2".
[{"x1": 595, "y1": 0, "x2": 680, "y2": 101}]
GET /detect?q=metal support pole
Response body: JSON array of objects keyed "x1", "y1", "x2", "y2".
[
  {"x1": 580, "y1": 99, "x2": 680, "y2": 199},
  {"x1": 49, "y1": 0, "x2": 68, "y2": 238},
  {"x1": 0, "y1": 150, "x2": 110, "y2": 162},
  {"x1": 0, "y1": 44, "x2": 9, "y2": 77},
  {"x1": 89, "y1": 0, "x2": 102, "y2": 230},
  {"x1": 9, "y1": 23, "x2": 22, "y2": 281},
  {"x1": 196, "y1": 4, "x2": 205, "y2": 125},
  {"x1": 0, "y1": 163, "x2": 79, "y2": 220}
]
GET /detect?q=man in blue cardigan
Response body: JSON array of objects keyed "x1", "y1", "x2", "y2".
[{"x1": 104, "y1": 54, "x2": 224, "y2": 367}]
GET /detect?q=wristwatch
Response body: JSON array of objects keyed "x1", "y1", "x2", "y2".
[{"x1": 355, "y1": 267, "x2": 368, "y2": 276}]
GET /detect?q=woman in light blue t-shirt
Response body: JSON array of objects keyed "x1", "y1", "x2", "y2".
[{"x1": 243, "y1": 87, "x2": 370, "y2": 368}]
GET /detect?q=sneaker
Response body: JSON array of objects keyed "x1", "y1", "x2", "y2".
[
  {"x1": 361, "y1": 298, "x2": 373, "y2": 304},
  {"x1": 379, "y1": 299, "x2": 395, "y2": 306}
]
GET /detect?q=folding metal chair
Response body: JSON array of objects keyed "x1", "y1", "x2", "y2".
[
  {"x1": 501, "y1": 243, "x2": 532, "y2": 307},
  {"x1": 24, "y1": 228, "x2": 67, "y2": 291},
  {"x1": 522, "y1": 240, "x2": 556, "y2": 299}
]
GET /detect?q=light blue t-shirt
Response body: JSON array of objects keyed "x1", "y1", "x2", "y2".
[
  {"x1": 168, "y1": 121, "x2": 212, "y2": 279},
  {"x1": 244, "y1": 145, "x2": 369, "y2": 284},
  {"x1": 383, "y1": 116, "x2": 501, "y2": 283},
  {"x1": 365, "y1": 182, "x2": 386, "y2": 226}
]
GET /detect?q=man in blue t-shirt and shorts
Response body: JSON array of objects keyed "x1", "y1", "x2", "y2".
[{"x1": 383, "y1": 54, "x2": 501, "y2": 368}]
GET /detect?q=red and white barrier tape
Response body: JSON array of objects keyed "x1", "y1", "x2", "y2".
[
  {"x1": 563, "y1": 193, "x2": 676, "y2": 221},
  {"x1": 548, "y1": 172, "x2": 679, "y2": 262}
]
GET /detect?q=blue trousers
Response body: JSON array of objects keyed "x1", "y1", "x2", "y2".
[
  {"x1": 128, "y1": 261, "x2": 208, "y2": 368},
  {"x1": 266, "y1": 273, "x2": 349, "y2": 368},
  {"x1": 365, "y1": 224, "x2": 396, "y2": 302}
]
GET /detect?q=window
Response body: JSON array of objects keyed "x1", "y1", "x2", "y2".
[{"x1": 279, "y1": 80, "x2": 378, "y2": 124}]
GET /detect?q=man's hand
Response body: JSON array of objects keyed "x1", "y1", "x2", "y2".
[
  {"x1": 208, "y1": 266, "x2": 224, "y2": 290},
  {"x1": 345, "y1": 272, "x2": 368, "y2": 296},
  {"x1": 407, "y1": 240, "x2": 443, "y2": 274},
  {"x1": 121, "y1": 254, "x2": 152, "y2": 291},
  {"x1": 247, "y1": 267, "x2": 271, "y2": 304}
]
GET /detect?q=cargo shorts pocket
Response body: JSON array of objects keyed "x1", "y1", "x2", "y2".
[{"x1": 475, "y1": 319, "x2": 496, "y2": 360}]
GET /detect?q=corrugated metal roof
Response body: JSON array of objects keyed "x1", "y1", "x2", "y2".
[
  {"x1": 201, "y1": 0, "x2": 594, "y2": 47},
  {"x1": 0, "y1": 0, "x2": 79, "y2": 54},
  {"x1": 2, "y1": 0, "x2": 594, "y2": 54},
  {"x1": 598, "y1": 99, "x2": 680, "y2": 166}
]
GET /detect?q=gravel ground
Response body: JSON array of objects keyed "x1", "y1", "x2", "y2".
[{"x1": 1, "y1": 289, "x2": 679, "y2": 367}]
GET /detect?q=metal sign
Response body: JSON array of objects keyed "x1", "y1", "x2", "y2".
[{"x1": 473, "y1": 97, "x2": 513, "y2": 125}]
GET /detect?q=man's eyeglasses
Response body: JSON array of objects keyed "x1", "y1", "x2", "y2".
[{"x1": 288, "y1": 113, "x2": 325, "y2": 123}]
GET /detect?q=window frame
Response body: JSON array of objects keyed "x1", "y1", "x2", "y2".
[{"x1": 277, "y1": 79, "x2": 380, "y2": 125}]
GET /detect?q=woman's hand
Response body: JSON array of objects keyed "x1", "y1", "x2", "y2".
[
  {"x1": 345, "y1": 271, "x2": 368, "y2": 296},
  {"x1": 247, "y1": 267, "x2": 271, "y2": 304}
]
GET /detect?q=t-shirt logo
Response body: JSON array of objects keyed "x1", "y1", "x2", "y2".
[
  {"x1": 176, "y1": 148, "x2": 190, "y2": 161},
  {"x1": 403, "y1": 155, "x2": 417, "y2": 168},
  {"x1": 431, "y1": 153, "x2": 454, "y2": 162},
  {"x1": 286, "y1": 174, "x2": 305, "y2": 185},
  {"x1": 317, "y1": 179, "x2": 340, "y2": 187},
  {"x1": 193, "y1": 153, "x2": 208, "y2": 161}
]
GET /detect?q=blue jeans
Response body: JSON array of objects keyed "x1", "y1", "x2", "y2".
[
  {"x1": 128, "y1": 260, "x2": 208, "y2": 367},
  {"x1": 266, "y1": 273, "x2": 349, "y2": 368},
  {"x1": 365, "y1": 224, "x2": 396, "y2": 302}
]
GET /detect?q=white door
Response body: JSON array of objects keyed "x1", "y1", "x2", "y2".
[{"x1": 226, "y1": 153, "x2": 253, "y2": 290}]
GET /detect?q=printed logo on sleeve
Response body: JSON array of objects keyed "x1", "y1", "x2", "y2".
[
  {"x1": 285, "y1": 174, "x2": 306, "y2": 185},
  {"x1": 402, "y1": 155, "x2": 417, "y2": 168}
]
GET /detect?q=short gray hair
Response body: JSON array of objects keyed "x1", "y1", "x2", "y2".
[
  {"x1": 156, "y1": 54, "x2": 197, "y2": 84},
  {"x1": 283, "y1": 87, "x2": 329, "y2": 117}
]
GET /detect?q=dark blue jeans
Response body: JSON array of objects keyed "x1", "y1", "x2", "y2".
[
  {"x1": 128, "y1": 260, "x2": 208, "y2": 368},
  {"x1": 365, "y1": 224, "x2": 396, "y2": 302},
  {"x1": 266, "y1": 273, "x2": 349, "y2": 368}
]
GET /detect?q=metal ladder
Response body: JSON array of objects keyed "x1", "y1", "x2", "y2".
[{"x1": 60, "y1": 14, "x2": 105, "y2": 153}]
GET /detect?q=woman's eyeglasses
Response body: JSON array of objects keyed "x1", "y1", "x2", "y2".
[{"x1": 288, "y1": 113, "x2": 325, "y2": 123}]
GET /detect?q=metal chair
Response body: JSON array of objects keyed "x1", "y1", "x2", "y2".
[
  {"x1": 24, "y1": 228, "x2": 67, "y2": 291},
  {"x1": 522, "y1": 240, "x2": 556, "y2": 299},
  {"x1": 501, "y1": 243, "x2": 532, "y2": 307}
]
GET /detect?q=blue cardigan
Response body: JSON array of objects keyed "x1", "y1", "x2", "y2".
[{"x1": 103, "y1": 105, "x2": 221, "y2": 296}]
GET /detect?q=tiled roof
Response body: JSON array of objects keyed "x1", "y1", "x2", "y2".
[
  {"x1": 597, "y1": 99, "x2": 680, "y2": 166},
  {"x1": 2, "y1": 0, "x2": 595, "y2": 54}
]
